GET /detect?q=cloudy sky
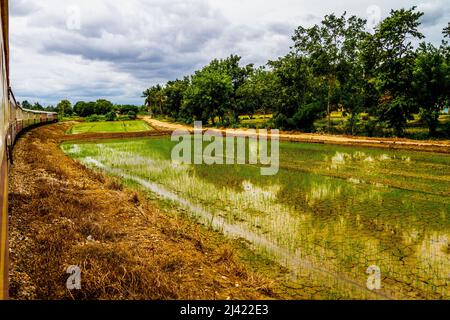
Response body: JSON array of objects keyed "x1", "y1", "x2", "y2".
[{"x1": 9, "y1": 0, "x2": 450, "y2": 106}]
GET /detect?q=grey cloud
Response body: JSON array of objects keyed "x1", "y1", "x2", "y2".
[
  {"x1": 418, "y1": 1, "x2": 450, "y2": 27},
  {"x1": 9, "y1": 0, "x2": 450, "y2": 106},
  {"x1": 10, "y1": 0, "x2": 41, "y2": 16},
  {"x1": 268, "y1": 22, "x2": 295, "y2": 35}
]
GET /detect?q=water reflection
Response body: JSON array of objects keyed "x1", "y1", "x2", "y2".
[{"x1": 63, "y1": 139, "x2": 450, "y2": 299}]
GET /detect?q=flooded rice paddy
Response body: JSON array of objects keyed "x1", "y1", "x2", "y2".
[{"x1": 62, "y1": 137, "x2": 450, "y2": 299}]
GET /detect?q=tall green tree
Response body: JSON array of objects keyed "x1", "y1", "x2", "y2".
[
  {"x1": 359, "y1": 33, "x2": 381, "y2": 116},
  {"x1": 293, "y1": 12, "x2": 367, "y2": 132},
  {"x1": 143, "y1": 85, "x2": 165, "y2": 116},
  {"x1": 115, "y1": 105, "x2": 140, "y2": 115},
  {"x1": 373, "y1": 7, "x2": 424, "y2": 136},
  {"x1": 164, "y1": 78, "x2": 190, "y2": 120},
  {"x1": 21, "y1": 100, "x2": 33, "y2": 110},
  {"x1": 202, "y1": 55, "x2": 254, "y2": 121},
  {"x1": 236, "y1": 67, "x2": 280, "y2": 116},
  {"x1": 73, "y1": 101, "x2": 86, "y2": 116},
  {"x1": 94, "y1": 99, "x2": 113, "y2": 115},
  {"x1": 412, "y1": 43, "x2": 450, "y2": 136},
  {"x1": 183, "y1": 68, "x2": 233, "y2": 125},
  {"x1": 32, "y1": 102, "x2": 44, "y2": 111},
  {"x1": 268, "y1": 54, "x2": 316, "y2": 127},
  {"x1": 57, "y1": 99, "x2": 73, "y2": 117}
]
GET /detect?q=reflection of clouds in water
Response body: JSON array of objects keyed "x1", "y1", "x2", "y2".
[
  {"x1": 418, "y1": 234, "x2": 450, "y2": 280},
  {"x1": 307, "y1": 181, "x2": 342, "y2": 204},
  {"x1": 76, "y1": 143, "x2": 192, "y2": 175},
  {"x1": 348, "y1": 178, "x2": 363, "y2": 184},
  {"x1": 243, "y1": 181, "x2": 253, "y2": 192},
  {"x1": 66, "y1": 140, "x2": 450, "y2": 298},
  {"x1": 402, "y1": 156, "x2": 411, "y2": 163},
  {"x1": 83, "y1": 157, "x2": 106, "y2": 169},
  {"x1": 65, "y1": 144, "x2": 81, "y2": 155},
  {"x1": 331, "y1": 152, "x2": 347, "y2": 169},
  {"x1": 329, "y1": 151, "x2": 405, "y2": 170},
  {"x1": 242, "y1": 180, "x2": 278, "y2": 201},
  {"x1": 403, "y1": 229, "x2": 420, "y2": 245}
]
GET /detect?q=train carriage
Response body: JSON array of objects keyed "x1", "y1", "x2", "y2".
[{"x1": 0, "y1": 0, "x2": 57, "y2": 300}]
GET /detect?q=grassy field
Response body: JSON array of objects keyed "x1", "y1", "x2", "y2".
[
  {"x1": 62, "y1": 137, "x2": 450, "y2": 299},
  {"x1": 67, "y1": 120, "x2": 152, "y2": 134},
  {"x1": 239, "y1": 114, "x2": 273, "y2": 125}
]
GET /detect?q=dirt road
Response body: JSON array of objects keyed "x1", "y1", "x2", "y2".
[
  {"x1": 8, "y1": 123, "x2": 276, "y2": 300},
  {"x1": 143, "y1": 117, "x2": 450, "y2": 154}
]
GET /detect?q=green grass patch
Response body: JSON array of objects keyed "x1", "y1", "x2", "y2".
[{"x1": 67, "y1": 120, "x2": 152, "y2": 135}]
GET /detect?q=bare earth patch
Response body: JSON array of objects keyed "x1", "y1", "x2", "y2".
[{"x1": 8, "y1": 123, "x2": 276, "y2": 300}]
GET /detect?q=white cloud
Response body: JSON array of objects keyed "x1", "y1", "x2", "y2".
[{"x1": 9, "y1": 0, "x2": 450, "y2": 106}]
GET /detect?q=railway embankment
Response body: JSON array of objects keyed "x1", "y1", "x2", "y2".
[{"x1": 8, "y1": 122, "x2": 276, "y2": 300}]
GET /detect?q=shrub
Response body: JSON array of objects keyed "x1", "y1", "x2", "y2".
[
  {"x1": 291, "y1": 102, "x2": 324, "y2": 132},
  {"x1": 440, "y1": 122, "x2": 450, "y2": 138},
  {"x1": 363, "y1": 119, "x2": 391, "y2": 137},
  {"x1": 273, "y1": 114, "x2": 290, "y2": 130},
  {"x1": 105, "y1": 111, "x2": 118, "y2": 122},
  {"x1": 127, "y1": 111, "x2": 137, "y2": 120},
  {"x1": 216, "y1": 116, "x2": 240, "y2": 128},
  {"x1": 86, "y1": 114, "x2": 102, "y2": 122},
  {"x1": 408, "y1": 131, "x2": 431, "y2": 140}
]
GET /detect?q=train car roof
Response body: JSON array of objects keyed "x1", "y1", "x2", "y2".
[{"x1": 21, "y1": 109, "x2": 58, "y2": 115}]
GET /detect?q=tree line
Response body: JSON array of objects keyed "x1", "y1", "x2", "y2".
[
  {"x1": 20, "y1": 99, "x2": 145, "y2": 120},
  {"x1": 143, "y1": 7, "x2": 450, "y2": 137}
]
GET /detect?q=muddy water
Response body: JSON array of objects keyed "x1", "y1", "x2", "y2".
[{"x1": 62, "y1": 138, "x2": 450, "y2": 299}]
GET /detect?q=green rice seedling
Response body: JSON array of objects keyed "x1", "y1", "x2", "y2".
[
  {"x1": 62, "y1": 137, "x2": 450, "y2": 299},
  {"x1": 67, "y1": 120, "x2": 152, "y2": 134}
]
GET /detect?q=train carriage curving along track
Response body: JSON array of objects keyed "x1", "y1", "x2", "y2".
[{"x1": 0, "y1": 0, "x2": 58, "y2": 300}]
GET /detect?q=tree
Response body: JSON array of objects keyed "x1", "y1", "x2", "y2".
[
  {"x1": 143, "y1": 85, "x2": 166, "y2": 116},
  {"x1": 127, "y1": 111, "x2": 137, "y2": 120},
  {"x1": 183, "y1": 68, "x2": 233, "y2": 125},
  {"x1": 269, "y1": 54, "x2": 316, "y2": 122},
  {"x1": 45, "y1": 105, "x2": 56, "y2": 112},
  {"x1": 200, "y1": 55, "x2": 254, "y2": 121},
  {"x1": 413, "y1": 43, "x2": 450, "y2": 136},
  {"x1": 31, "y1": 102, "x2": 44, "y2": 111},
  {"x1": 291, "y1": 102, "x2": 325, "y2": 132},
  {"x1": 21, "y1": 100, "x2": 33, "y2": 110},
  {"x1": 105, "y1": 111, "x2": 118, "y2": 121},
  {"x1": 359, "y1": 33, "x2": 381, "y2": 116},
  {"x1": 236, "y1": 67, "x2": 280, "y2": 116},
  {"x1": 95, "y1": 99, "x2": 113, "y2": 115},
  {"x1": 373, "y1": 7, "x2": 424, "y2": 136},
  {"x1": 74, "y1": 101, "x2": 86, "y2": 116},
  {"x1": 164, "y1": 78, "x2": 190, "y2": 120},
  {"x1": 116, "y1": 104, "x2": 139, "y2": 115},
  {"x1": 293, "y1": 12, "x2": 367, "y2": 132},
  {"x1": 139, "y1": 8, "x2": 446, "y2": 137},
  {"x1": 336, "y1": 18, "x2": 370, "y2": 134},
  {"x1": 444, "y1": 22, "x2": 450, "y2": 38},
  {"x1": 57, "y1": 99, "x2": 73, "y2": 117}
]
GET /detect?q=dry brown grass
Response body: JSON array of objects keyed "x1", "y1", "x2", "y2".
[{"x1": 8, "y1": 123, "x2": 276, "y2": 300}]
